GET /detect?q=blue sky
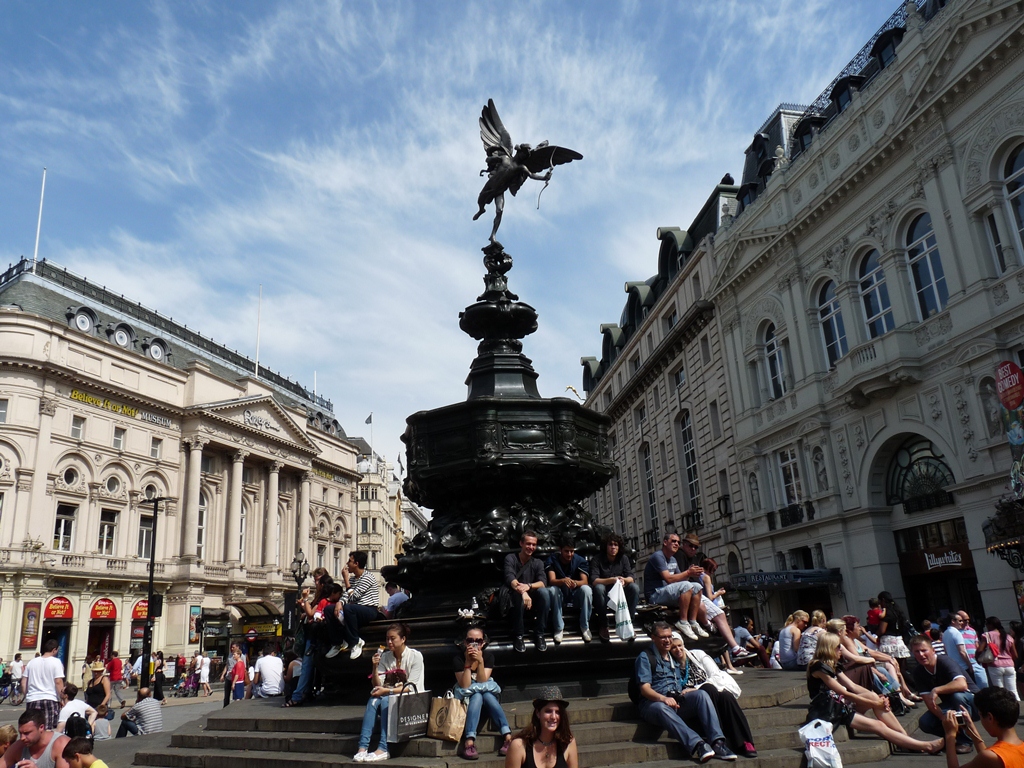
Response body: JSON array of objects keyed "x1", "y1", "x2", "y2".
[{"x1": 1, "y1": 0, "x2": 899, "y2": 471}]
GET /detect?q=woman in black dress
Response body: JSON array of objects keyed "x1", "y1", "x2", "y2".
[
  {"x1": 504, "y1": 687, "x2": 578, "y2": 768},
  {"x1": 806, "y1": 633, "x2": 939, "y2": 753}
]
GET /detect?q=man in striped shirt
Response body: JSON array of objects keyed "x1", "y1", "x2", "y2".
[
  {"x1": 115, "y1": 688, "x2": 163, "y2": 738},
  {"x1": 340, "y1": 551, "x2": 381, "y2": 660}
]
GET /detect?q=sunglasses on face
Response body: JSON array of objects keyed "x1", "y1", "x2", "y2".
[{"x1": 466, "y1": 639, "x2": 483, "y2": 645}]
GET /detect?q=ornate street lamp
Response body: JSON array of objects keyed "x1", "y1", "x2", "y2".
[{"x1": 290, "y1": 550, "x2": 310, "y2": 590}]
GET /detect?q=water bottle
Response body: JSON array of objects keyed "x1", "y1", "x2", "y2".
[{"x1": 471, "y1": 597, "x2": 479, "y2": 612}]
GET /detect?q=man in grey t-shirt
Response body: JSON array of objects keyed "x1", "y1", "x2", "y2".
[{"x1": 116, "y1": 687, "x2": 163, "y2": 737}]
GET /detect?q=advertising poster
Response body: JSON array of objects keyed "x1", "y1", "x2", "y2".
[
  {"x1": 1015, "y1": 581, "x2": 1024, "y2": 625},
  {"x1": 189, "y1": 605, "x2": 201, "y2": 644},
  {"x1": 997, "y1": 360, "x2": 1024, "y2": 498},
  {"x1": 19, "y1": 602, "x2": 41, "y2": 649}
]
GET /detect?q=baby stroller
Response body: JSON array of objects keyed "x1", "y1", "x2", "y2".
[{"x1": 174, "y1": 670, "x2": 199, "y2": 697}]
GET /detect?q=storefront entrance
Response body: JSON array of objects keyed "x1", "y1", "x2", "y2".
[
  {"x1": 42, "y1": 596, "x2": 74, "y2": 668},
  {"x1": 88, "y1": 598, "x2": 118, "y2": 661},
  {"x1": 895, "y1": 518, "x2": 984, "y2": 622}
]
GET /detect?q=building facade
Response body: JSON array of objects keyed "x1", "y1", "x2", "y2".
[
  {"x1": 583, "y1": 0, "x2": 1024, "y2": 628},
  {"x1": 581, "y1": 183, "x2": 756, "y2": 617},
  {"x1": 0, "y1": 258, "x2": 360, "y2": 668},
  {"x1": 352, "y1": 442, "x2": 400, "y2": 581}
]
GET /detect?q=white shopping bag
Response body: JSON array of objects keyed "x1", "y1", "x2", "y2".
[
  {"x1": 799, "y1": 719, "x2": 843, "y2": 768},
  {"x1": 769, "y1": 640, "x2": 782, "y2": 669},
  {"x1": 609, "y1": 580, "x2": 635, "y2": 641}
]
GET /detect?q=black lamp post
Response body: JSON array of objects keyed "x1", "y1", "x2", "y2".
[
  {"x1": 140, "y1": 496, "x2": 172, "y2": 689},
  {"x1": 290, "y1": 549, "x2": 310, "y2": 592}
]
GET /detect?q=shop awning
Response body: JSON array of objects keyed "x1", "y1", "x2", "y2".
[
  {"x1": 225, "y1": 600, "x2": 281, "y2": 619},
  {"x1": 731, "y1": 568, "x2": 843, "y2": 592}
]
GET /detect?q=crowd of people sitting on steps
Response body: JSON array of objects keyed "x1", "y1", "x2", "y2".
[{"x1": 7, "y1": 529, "x2": 1024, "y2": 767}]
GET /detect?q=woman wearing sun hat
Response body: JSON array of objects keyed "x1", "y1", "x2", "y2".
[
  {"x1": 84, "y1": 660, "x2": 111, "y2": 712},
  {"x1": 504, "y1": 686, "x2": 578, "y2": 768}
]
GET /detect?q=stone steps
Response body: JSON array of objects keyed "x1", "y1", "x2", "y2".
[{"x1": 133, "y1": 672, "x2": 910, "y2": 768}]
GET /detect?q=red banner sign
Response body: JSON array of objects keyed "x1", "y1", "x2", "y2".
[
  {"x1": 997, "y1": 361, "x2": 1024, "y2": 410},
  {"x1": 131, "y1": 600, "x2": 148, "y2": 620},
  {"x1": 43, "y1": 596, "x2": 73, "y2": 620},
  {"x1": 91, "y1": 598, "x2": 117, "y2": 620}
]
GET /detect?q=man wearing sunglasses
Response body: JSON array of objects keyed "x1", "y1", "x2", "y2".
[{"x1": 644, "y1": 533, "x2": 752, "y2": 662}]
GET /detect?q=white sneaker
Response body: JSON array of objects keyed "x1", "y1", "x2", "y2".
[
  {"x1": 675, "y1": 620, "x2": 697, "y2": 641},
  {"x1": 325, "y1": 644, "x2": 347, "y2": 659},
  {"x1": 726, "y1": 668, "x2": 743, "y2": 676},
  {"x1": 366, "y1": 751, "x2": 390, "y2": 762},
  {"x1": 581, "y1": 629, "x2": 592, "y2": 643},
  {"x1": 354, "y1": 751, "x2": 368, "y2": 762},
  {"x1": 691, "y1": 621, "x2": 709, "y2": 639},
  {"x1": 350, "y1": 639, "x2": 366, "y2": 660},
  {"x1": 553, "y1": 631, "x2": 563, "y2": 644}
]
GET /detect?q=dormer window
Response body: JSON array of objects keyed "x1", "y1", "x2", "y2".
[
  {"x1": 792, "y1": 114, "x2": 826, "y2": 155},
  {"x1": 830, "y1": 76, "x2": 864, "y2": 115},
  {"x1": 871, "y1": 27, "x2": 905, "y2": 69}
]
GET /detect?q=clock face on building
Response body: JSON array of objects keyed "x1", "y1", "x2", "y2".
[
  {"x1": 114, "y1": 328, "x2": 130, "y2": 347},
  {"x1": 74, "y1": 313, "x2": 92, "y2": 332},
  {"x1": 149, "y1": 343, "x2": 164, "y2": 361}
]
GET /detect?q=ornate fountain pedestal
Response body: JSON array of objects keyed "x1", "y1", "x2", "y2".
[{"x1": 387, "y1": 241, "x2": 616, "y2": 612}]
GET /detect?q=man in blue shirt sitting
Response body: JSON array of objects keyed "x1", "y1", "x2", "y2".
[
  {"x1": 635, "y1": 621, "x2": 736, "y2": 763},
  {"x1": 545, "y1": 536, "x2": 594, "y2": 644}
]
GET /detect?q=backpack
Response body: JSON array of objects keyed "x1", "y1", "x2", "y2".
[
  {"x1": 64, "y1": 711, "x2": 93, "y2": 740},
  {"x1": 627, "y1": 648, "x2": 659, "y2": 705}
]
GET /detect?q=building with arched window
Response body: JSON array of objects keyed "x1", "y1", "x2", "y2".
[
  {"x1": 583, "y1": 0, "x2": 1024, "y2": 628},
  {"x1": 0, "y1": 258, "x2": 360, "y2": 668}
]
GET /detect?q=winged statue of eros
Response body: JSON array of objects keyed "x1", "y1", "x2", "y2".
[{"x1": 473, "y1": 99, "x2": 582, "y2": 244}]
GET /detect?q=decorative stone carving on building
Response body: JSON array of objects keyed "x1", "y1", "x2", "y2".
[
  {"x1": 748, "y1": 473, "x2": 761, "y2": 513},
  {"x1": 928, "y1": 393, "x2": 943, "y2": 421},
  {"x1": 793, "y1": 189, "x2": 803, "y2": 205},
  {"x1": 953, "y1": 383, "x2": 978, "y2": 462},
  {"x1": 965, "y1": 100, "x2": 1024, "y2": 190},
  {"x1": 872, "y1": 109, "x2": 886, "y2": 129},
  {"x1": 915, "y1": 313, "x2": 953, "y2": 345},
  {"x1": 39, "y1": 397, "x2": 57, "y2": 416},
  {"x1": 809, "y1": 172, "x2": 820, "y2": 189},
  {"x1": 994, "y1": 283, "x2": 1010, "y2": 306},
  {"x1": 834, "y1": 430, "x2": 853, "y2": 497},
  {"x1": 979, "y1": 376, "x2": 1002, "y2": 440},
  {"x1": 743, "y1": 296, "x2": 786, "y2": 348},
  {"x1": 853, "y1": 424, "x2": 865, "y2": 448},
  {"x1": 829, "y1": 152, "x2": 841, "y2": 169},
  {"x1": 848, "y1": 134, "x2": 861, "y2": 152},
  {"x1": 812, "y1": 447, "x2": 829, "y2": 492}
]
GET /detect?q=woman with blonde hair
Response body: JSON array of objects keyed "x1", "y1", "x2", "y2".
[
  {"x1": 796, "y1": 610, "x2": 827, "y2": 667},
  {"x1": 806, "y1": 633, "x2": 940, "y2": 753},
  {"x1": 778, "y1": 611, "x2": 808, "y2": 670}
]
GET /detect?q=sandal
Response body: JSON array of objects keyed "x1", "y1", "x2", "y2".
[{"x1": 281, "y1": 699, "x2": 303, "y2": 708}]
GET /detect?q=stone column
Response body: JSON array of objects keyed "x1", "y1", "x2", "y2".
[
  {"x1": 27, "y1": 396, "x2": 58, "y2": 542},
  {"x1": 263, "y1": 461, "x2": 282, "y2": 567},
  {"x1": 298, "y1": 471, "x2": 312, "y2": 559},
  {"x1": 181, "y1": 436, "x2": 208, "y2": 561},
  {"x1": 225, "y1": 450, "x2": 249, "y2": 564}
]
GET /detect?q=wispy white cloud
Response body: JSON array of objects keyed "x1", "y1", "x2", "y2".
[{"x1": 0, "y1": 0, "x2": 901, "y2": 465}]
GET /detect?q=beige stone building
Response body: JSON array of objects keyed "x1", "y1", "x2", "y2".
[
  {"x1": 352, "y1": 443, "x2": 399, "y2": 582},
  {"x1": 0, "y1": 258, "x2": 359, "y2": 668},
  {"x1": 583, "y1": 0, "x2": 1024, "y2": 629}
]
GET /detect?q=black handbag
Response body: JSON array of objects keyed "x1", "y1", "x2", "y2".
[{"x1": 807, "y1": 690, "x2": 855, "y2": 725}]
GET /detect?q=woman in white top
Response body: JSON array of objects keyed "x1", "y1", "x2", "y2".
[{"x1": 354, "y1": 623, "x2": 425, "y2": 762}]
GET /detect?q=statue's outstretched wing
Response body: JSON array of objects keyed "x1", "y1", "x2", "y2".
[
  {"x1": 479, "y1": 99, "x2": 513, "y2": 155},
  {"x1": 524, "y1": 145, "x2": 583, "y2": 174}
]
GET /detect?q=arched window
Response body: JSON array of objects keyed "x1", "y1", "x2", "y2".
[
  {"x1": 818, "y1": 282, "x2": 848, "y2": 368},
  {"x1": 727, "y1": 552, "x2": 740, "y2": 576},
  {"x1": 1004, "y1": 142, "x2": 1024, "y2": 254},
  {"x1": 886, "y1": 437, "x2": 955, "y2": 511},
  {"x1": 764, "y1": 324, "x2": 786, "y2": 398},
  {"x1": 678, "y1": 412, "x2": 701, "y2": 516},
  {"x1": 906, "y1": 213, "x2": 948, "y2": 318},
  {"x1": 859, "y1": 250, "x2": 895, "y2": 338},
  {"x1": 197, "y1": 492, "x2": 207, "y2": 560}
]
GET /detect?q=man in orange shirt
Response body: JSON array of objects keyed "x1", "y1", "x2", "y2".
[{"x1": 943, "y1": 687, "x2": 1024, "y2": 768}]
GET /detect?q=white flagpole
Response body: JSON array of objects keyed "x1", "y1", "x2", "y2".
[
  {"x1": 32, "y1": 168, "x2": 47, "y2": 275},
  {"x1": 254, "y1": 284, "x2": 262, "y2": 378}
]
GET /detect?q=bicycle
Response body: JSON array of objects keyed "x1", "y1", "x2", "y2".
[{"x1": 0, "y1": 674, "x2": 20, "y2": 706}]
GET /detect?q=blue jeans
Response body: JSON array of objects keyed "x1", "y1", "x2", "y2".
[
  {"x1": 551, "y1": 585, "x2": 592, "y2": 633},
  {"x1": 343, "y1": 604, "x2": 380, "y2": 647},
  {"x1": 918, "y1": 691, "x2": 978, "y2": 745},
  {"x1": 291, "y1": 638, "x2": 315, "y2": 703},
  {"x1": 359, "y1": 695, "x2": 390, "y2": 751},
  {"x1": 463, "y1": 691, "x2": 511, "y2": 741},
  {"x1": 592, "y1": 582, "x2": 639, "y2": 630},
  {"x1": 638, "y1": 688, "x2": 725, "y2": 752},
  {"x1": 971, "y1": 663, "x2": 989, "y2": 688}
]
